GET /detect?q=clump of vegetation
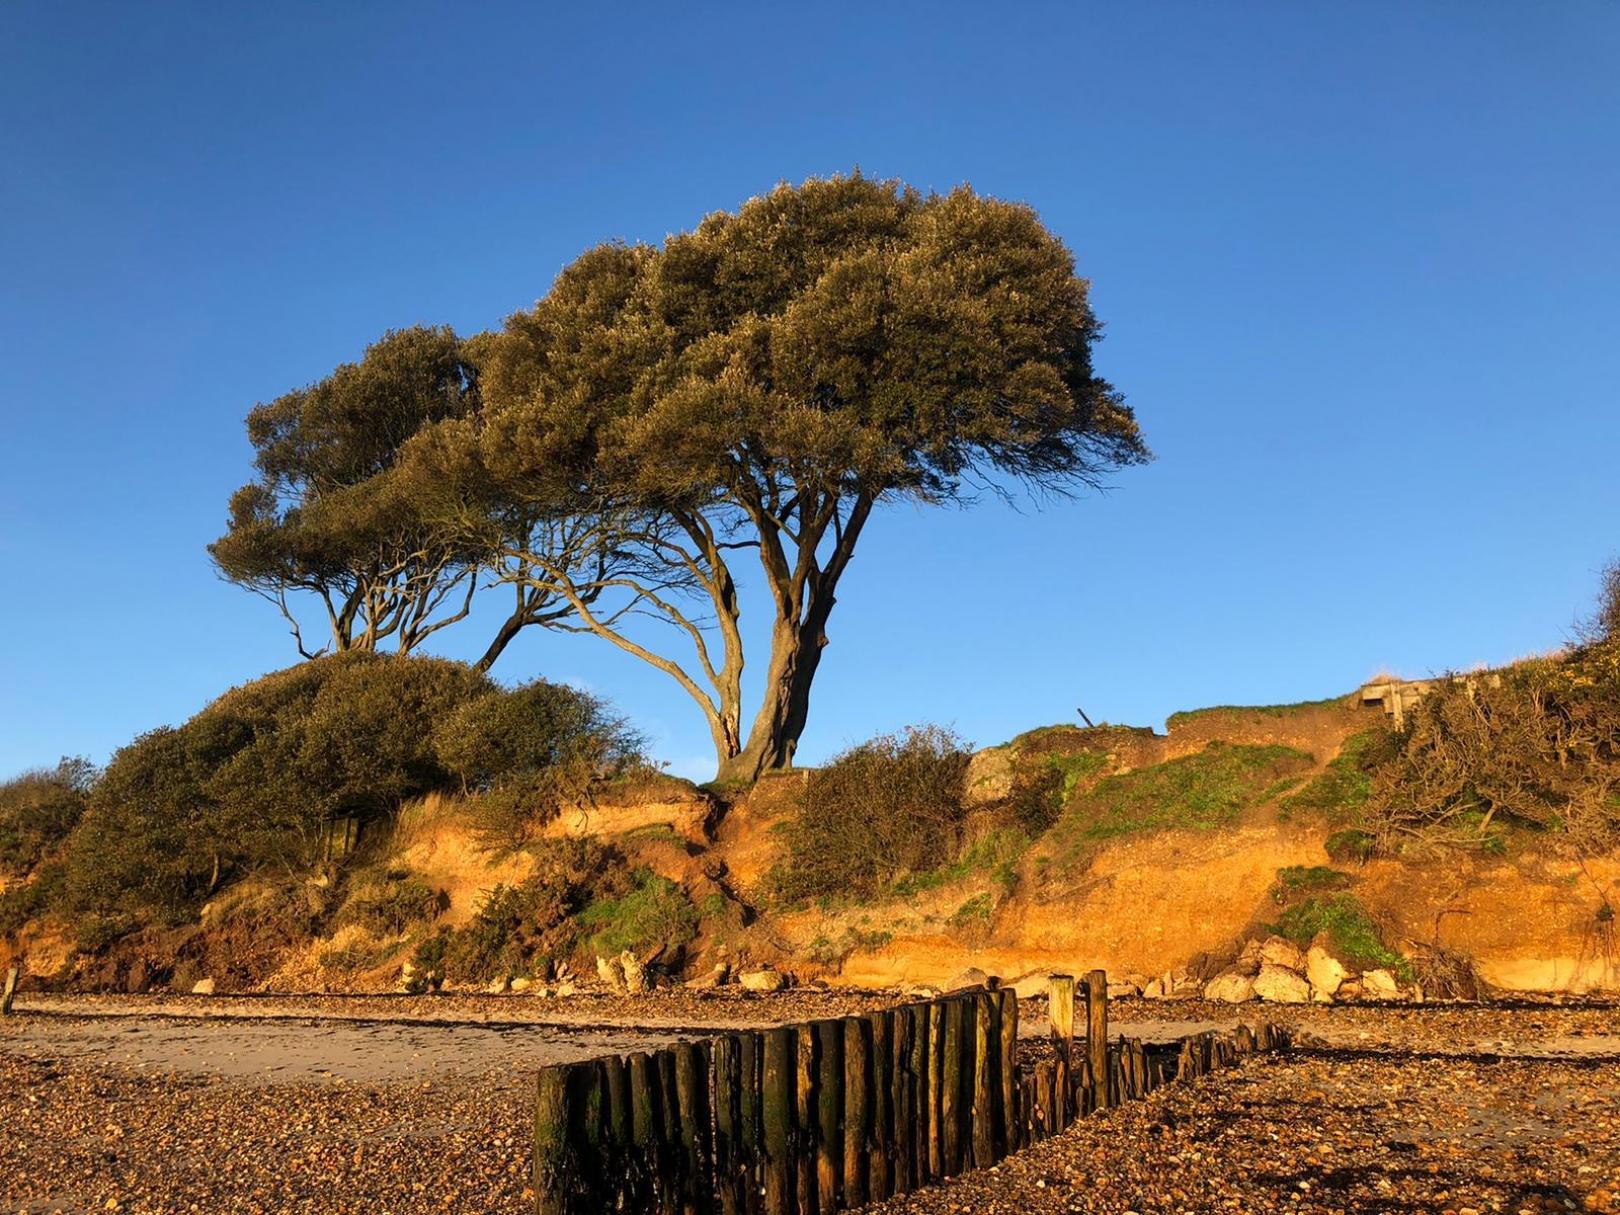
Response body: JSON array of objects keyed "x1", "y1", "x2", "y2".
[
  {"x1": 1050, "y1": 742, "x2": 1315, "y2": 855},
  {"x1": 1270, "y1": 865, "x2": 1353, "y2": 905},
  {"x1": 1362, "y1": 638, "x2": 1620, "y2": 857},
  {"x1": 437, "y1": 839, "x2": 630, "y2": 982},
  {"x1": 434, "y1": 679, "x2": 643, "y2": 794},
  {"x1": 1325, "y1": 828, "x2": 1377, "y2": 863},
  {"x1": 768, "y1": 726, "x2": 972, "y2": 903},
  {"x1": 0, "y1": 758, "x2": 93, "y2": 877},
  {"x1": 890, "y1": 827, "x2": 1027, "y2": 898},
  {"x1": 805, "y1": 926, "x2": 894, "y2": 967},
  {"x1": 949, "y1": 892, "x2": 995, "y2": 928},
  {"x1": 576, "y1": 869, "x2": 699, "y2": 960},
  {"x1": 1165, "y1": 697, "x2": 1346, "y2": 730},
  {"x1": 335, "y1": 868, "x2": 446, "y2": 938},
  {"x1": 1269, "y1": 892, "x2": 1411, "y2": 979},
  {"x1": 1282, "y1": 729, "x2": 1395, "y2": 823}
]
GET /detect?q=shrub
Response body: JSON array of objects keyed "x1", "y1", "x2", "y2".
[
  {"x1": 576, "y1": 868, "x2": 699, "y2": 960},
  {"x1": 1270, "y1": 893, "x2": 1411, "y2": 978},
  {"x1": 0, "y1": 758, "x2": 93, "y2": 876},
  {"x1": 1270, "y1": 865, "x2": 1353, "y2": 904},
  {"x1": 335, "y1": 868, "x2": 446, "y2": 937},
  {"x1": 1325, "y1": 828, "x2": 1377, "y2": 863},
  {"x1": 434, "y1": 680, "x2": 642, "y2": 792},
  {"x1": 1361, "y1": 639, "x2": 1620, "y2": 855},
  {"x1": 0, "y1": 861, "x2": 67, "y2": 936},
  {"x1": 440, "y1": 839, "x2": 626, "y2": 982},
  {"x1": 1281, "y1": 729, "x2": 1393, "y2": 823},
  {"x1": 768, "y1": 726, "x2": 972, "y2": 903}
]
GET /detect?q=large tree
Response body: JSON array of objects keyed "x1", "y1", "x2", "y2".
[
  {"x1": 210, "y1": 326, "x2": 490, "y2": 659},
  {"x1": 414, "y1": 174, "x2": 1149, "y2": 782}
]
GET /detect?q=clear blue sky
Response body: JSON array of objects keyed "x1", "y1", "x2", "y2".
[{"x1": 2, "y1": 3, "x2": 1617, "y2": 781}]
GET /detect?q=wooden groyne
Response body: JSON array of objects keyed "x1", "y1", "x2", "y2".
[{"x1": 533, "y1": 969, "x2": 1289, "y2": 1214}]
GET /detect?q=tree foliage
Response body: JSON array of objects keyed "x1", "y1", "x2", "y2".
[
  {"x1": 0, "y1": 758, "x2": 93, "y2": 876},
  {"x1": 409, "y1": 174, "x2": 1147, "y2": 779},
  {"x1": 209, "y1": 326, "x2": 484, "y2": 658}
]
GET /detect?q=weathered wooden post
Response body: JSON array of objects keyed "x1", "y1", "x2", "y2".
[
  {"x1": 971, "y1": 993, "x2": 995, "y2": 1168},
  {"x1": 0, "y1": 967, "x2": 16, "y2": 1016},
  {"x1": 762, "y1": 1028, "x2": 794, "y2": 1215},
  {"x1": 675, "y1": 1041, "x2": 709, "y2": 1214},
  {"x1": 866, "y1": 1010, "x2": 892, "y2": 1200},
  {"x1": 714, "y1": 1036, "x2": 747, "y2": 1215},
  {"x1": 740, "y1": 1033, "x2": 763, "y2": 1215},
  {"x1": 534, "y1": 1065, "x2": 570, "y2": 1215},
  {"x1": 842, "y1": 1016, "x2": 870, "y2": 1206},
  {"x1": 996, "y1": 988, "x2": 1018, "y2": 1152},
  {"x1": 940, "y1": 998, "x2": 965, "y2": 1175},
  {"x1": 926, "y1": 1000, "x2": 944, "y2": 1179},
  {"x1": 907, "y1": 1002, "x2": 929, "y2": 1184},
  {"x1": 1048, "y1": 974, "x2": 1075, "y2": 1055},
  {"x1": 814, "y1": 1018, "x2": 842, "y2": 1214},
  {"x1": 890, "y1": 1006, "x2": 913, "y2": 1194},
  {"x1": 534, "y1": 1061, "x2": 603, "y2": 1215},
  {"x1": 1085, "y1": 969, "x2": 1109, "y2": 1110},
  {"x1": 796, "y1": 1025, "x2": 817, "y2": 1215}
]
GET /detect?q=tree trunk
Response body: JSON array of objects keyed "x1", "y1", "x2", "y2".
[{"x1": 715, "y1": 592, "x2": 833, "y2": 784}]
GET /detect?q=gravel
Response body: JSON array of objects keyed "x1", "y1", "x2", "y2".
[{"x1": 2, "y1": 995, "x2": 1616, "y2": 1214}]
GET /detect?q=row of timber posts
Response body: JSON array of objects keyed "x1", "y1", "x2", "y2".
[{"x1": 534, "y1": 970, "x2": 1290, "y2": 1214}]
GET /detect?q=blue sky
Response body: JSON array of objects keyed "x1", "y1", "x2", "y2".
[{"x1": 2, "y1": 3, "x2": 1617, "y2": 781}]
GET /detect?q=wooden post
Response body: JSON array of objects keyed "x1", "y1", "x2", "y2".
[
  {"x1": 714, "y1": 1037, "x2": 746, "y2": 1215},
  {"x1": 0, "y1": 967, "x2": 16, "y2": 1016},
  {"x1": 814, "y1": 1019, "x2": 842, "y2": 1214},
  {"x1": 939, "y1": 999, "x2": 964, "y2": 1175},
  {"x1": 629, "y1": 1052, "x2": 661, "y2": 1209},
  {"x1": 926, "y1": 1001, "x2": 944, "y2": 1179},
  {"x1": 908, "y1": 1003, "x2": 929, "y2": 1185},
  {"x1": 738, "y1": 1033, "x2": 763, "y2": 1215},
  {"x1": 1048, "y1": 974, "x2": 1075, "y2": 1061},
  {"x1": 1085, "y1": 969, "x2": 1109, "y2": 1110},
  {"x1": 675, "y1": 1042, "x2": 708, "y2": 1214},
  {"x1": 762, "y1": 1028, "x2": 793, "y2": 1215},
  {"x1": 997, "y1": 989, "x2": 1018, "y2": 1153},
  {"x1": 534, "y1": 1065, "x2": 570, "y2": 1215},
  {"x1": 971, "y1": 994, "x2": 995, "y2": 1168},
  {"x1": 890, "y1": 1006, "x2": 913, "y2": 1195},
  {"x1": 601, "y1": 1054, "x2": 631, "y2": 1210},
  {"x1": 842, "y1": 1017, "x2": 870, "y2": 1206},
  {"x1": 866, "y1": 1010, "x2": 892, "y2": 1200},
  {"x1": 796, "y1": 1025, "x2": 816, "y2": 1215}
]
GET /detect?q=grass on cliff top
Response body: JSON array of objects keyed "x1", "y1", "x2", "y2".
[
  {"x1": 1048, "y1": 742, "x2": 1315, "y2": 861},
  {"x1": 1280, "y1": 728, "x2": 1393, "y2": 825},
  {"x1": 1165, "y1": 695, "x2": 1348, "y2": 731}
]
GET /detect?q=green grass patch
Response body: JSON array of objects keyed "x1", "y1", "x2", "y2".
[
  {"x1": 1050, "y1": 743, "x2": 1314, "y2": 853},
  {"x1": 1281, "y1": 729, "x2": 1390, "y2": 823},
  {"x1": 805, "y1": 926, "x2": 893, "y2": 966},
  {"x1": 1165, "y1": 696, "x2": 1345, "y2": 730},
  {"x1": 1268, "y1": 893, "x2": 1411, "y2": 979},
  {"x1": 890, "y1": 827, "x2": 1028, "y2": 898},
  {"x1": 1271, "y1": 865, "x2": 1353, "y2": 904},
  {"x1": 949, "y1": 892, "x2": 994, "y2": 927},
  {"x1": 576, "y1": 868, "x2": 698, "y2": 959}
]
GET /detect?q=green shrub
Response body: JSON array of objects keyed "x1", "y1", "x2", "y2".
[
  {"x1": 1270, "y1": 893, "x2": 1411, "y2": 978},
  {"x1": 440, "y1": 839, "x2": 625, "y2": 982},
  {"x1": 1282, "y1": 729, "x2": 1392, "y2": 823},
  {"x1": 576, "y1": 868, "x2": 698, "y2": 959},
  {"x1": 1325, "y1": 828, "x2": 1377, "y2": 863},
  {"x1": 768, "y1": 726, "x2": 971, "y2": 903},
  {"x1": 0, "y1": 759, "x2": 93, "y2": 877},
  {"x1": 434, "y1": 680, "x2": 642, "y2": 792},
  {"x1": 0, "y1": 861, "x2": 67, "y2": 936},
  {"x1": 336, "y1": 869, "x2": 446, "y2": 937},
  {"x1": 1051, "y1": 742, "x2": 1314, "y2": 853},
  {"x1": 1270, "y1": 865, "x2": 1353, "y2": 904}
]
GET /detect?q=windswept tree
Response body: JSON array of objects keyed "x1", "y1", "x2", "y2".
[
  {"x1": 210, "y1": 326, "x2": 489, "y2": 658},
  {"x1": 413, "y1": 174, "x2": 1148, "y2": 782}
]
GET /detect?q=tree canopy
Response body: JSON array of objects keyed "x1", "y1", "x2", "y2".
[{"x1": 409, "y1": 174, "x2": 1147, "y2": 780}]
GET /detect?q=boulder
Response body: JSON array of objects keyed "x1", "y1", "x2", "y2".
[
  {"x1": 596, "y1": 954, "x2": 627, "y2": 995},
  {"x1": 1361, "y1": 968, "x2": 1399, "y2": 999},
  {"x1": 1305, "y1": 945, "x2": 1347, "y2": 997},
  {"x1": 1235, "y1": 938, "x2": 1265, "y2": 975},
  {"x1": 1108, "y1": 976, "x2": 1144, "y2": 999},
  {"x1": 485, "y1": 976, "x2": 511, "y2": 995},
  {"x1": 1251, "y1": 963, "x2": 1310, "y2": 1003},
  {"x1": 1009, "y1": 972, "x2": 1054, "y2": 999},
  {"x1": 190, "y1": 978, "x2": 216, "y2": 996},
  {"x1": 619, "y1": 950, "x2": 650, "y2": 996},
  {"x1": 687, "y1": 964, "x2": 729, "y2": 990},
  {"x1": 554, "y1": 979, "x2": 578, "y2": 998},
  {"x1": 739, "y1": 968, "x2": 788, "y2": 993},
  {"x1": 1204, "y1": 970, "x2": 1256, "y2": 1003},
  {"x1": 509, "y1": 977, "x2": 532, "y2": 993},
  {"x1": 1142, "y1": 976, "x2": 1166, "y2": 999},
  {"x1": 1259, "y1": 936, "x2": 1306, "y2": 972}
]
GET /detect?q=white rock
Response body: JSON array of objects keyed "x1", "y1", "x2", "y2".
[
  {"x1": 485, "y1": 976, "x2": 511, "y2": 995},
  {"x1": 1259, "y1": 936, "x2": 1306, "y2": 972},
  {"x1": 509, "y1": 977, "x2": 532, "y2": 993},
  {"x1": 1009, "y1": 973, "x2": 1053, "y2": 999},
  {"x1": 1142, "y1": 977, "x2": 1166, "y2": 999},
  {"x1": 739, "y1": 968, "x2": 788, "y2": 993},
  {"x1": 190, "y1": 978, "x2": 216, "y2": 996},
  {"x1": 1305, "y1": 945, "x2": 1347, "y2": 997},
  {"x1": 1204, "y1": 970, "x2": 1256, "y2": 1003},
  {"x1": 1361, "y1": 968, "x2": 1399, "y2": 999},
  {"x1": 1251, "y1": 962, "x2": 1311, "y2": 1003},
  {"x1": 596, "y1": 954, "x2": 627, "y2": 995},
  {"x1": 619, "y1": 950, "x2": 649, "y2": 996},
  {"x1": 1107, "y1": 977, "x2": 1143, "y2": 999},
  {"x1": 555, "y1": 979, "x2": 578, "y2": 997}
]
